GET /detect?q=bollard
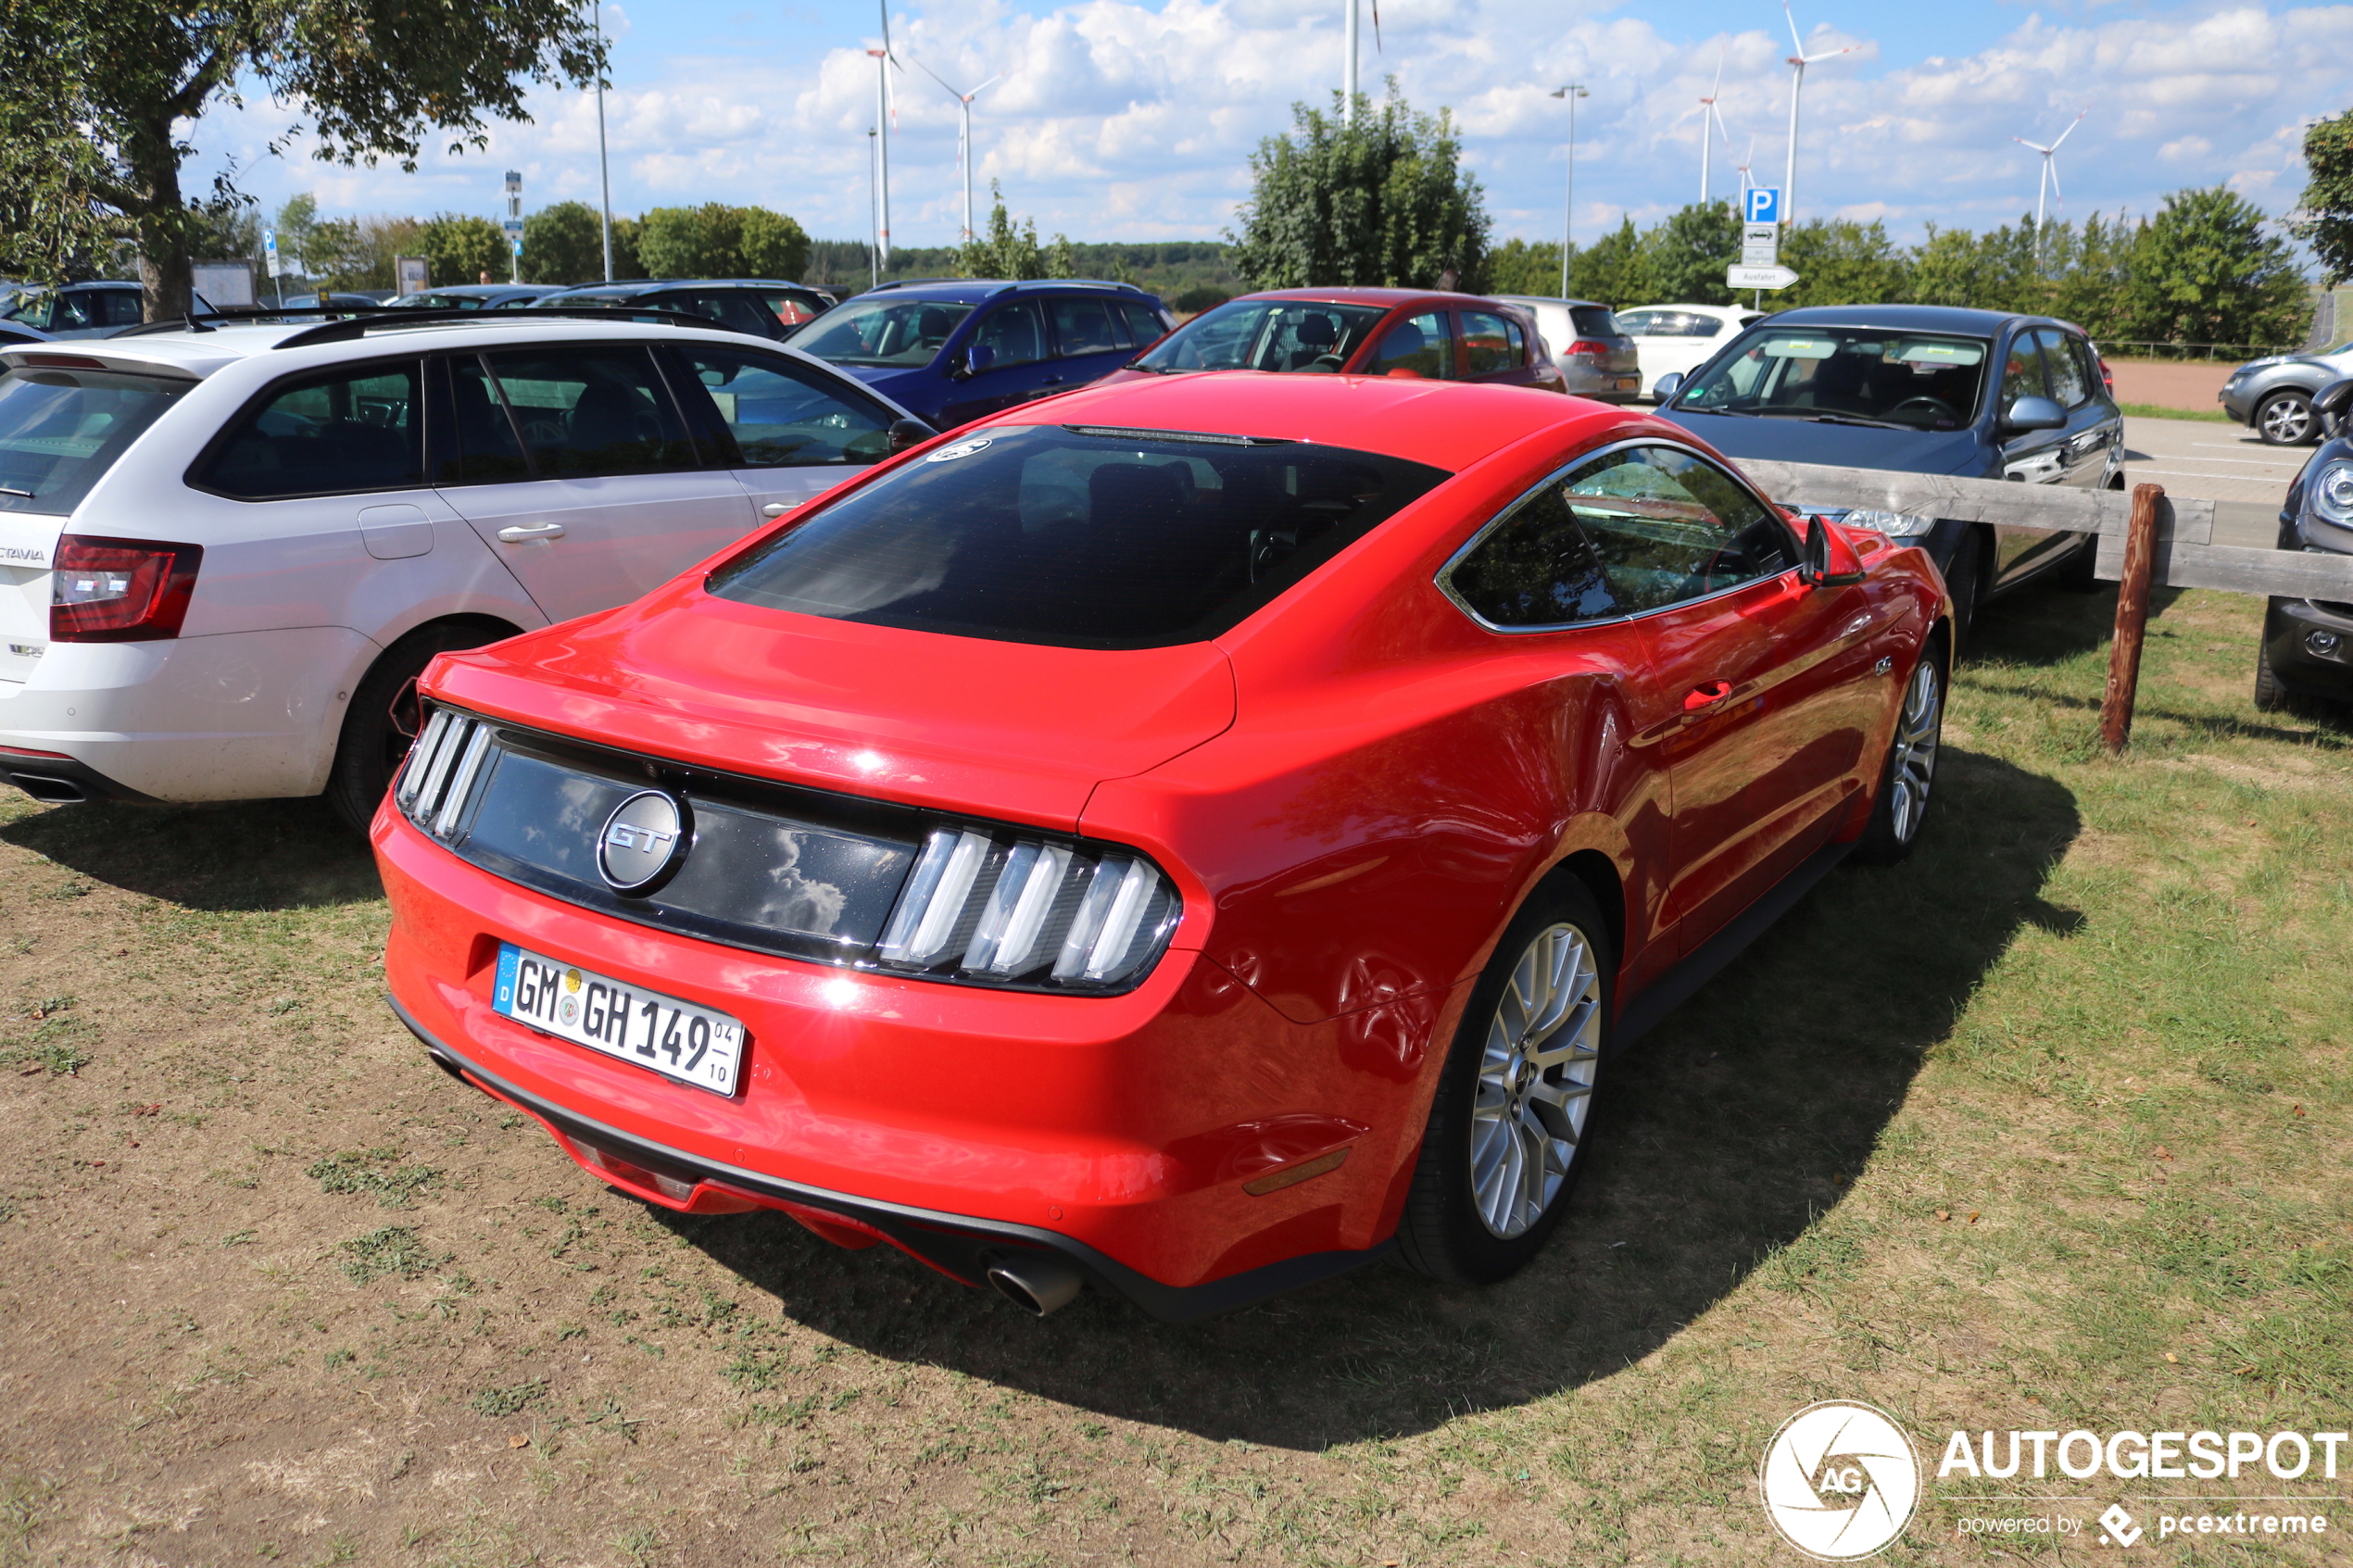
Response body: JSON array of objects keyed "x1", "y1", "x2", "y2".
[{"x1": 2099, "y1": 482, "x2": 2164, "y2": 754}]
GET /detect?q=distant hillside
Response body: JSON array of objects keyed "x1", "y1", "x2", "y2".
[{"x1": 805, "y1": 240, "x2": 1239, "y2": 307}]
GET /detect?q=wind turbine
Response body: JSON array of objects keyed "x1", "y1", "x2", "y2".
[
  {"x1": 1780, "y1": 2, "x2": 1857, "y2": 227},
  {"x1": 1697, "y1": 44, "x2": 1730, "y2": 206},
  {"x1": 912, "y1": 57, "x2": 1003, "y2": 244},
  {"x1": 868, "y1": 2, "x2": 904, "y2": 264},
  {"x1": 2014, "y1": 109, "x2": 2088, "y2": 259}
]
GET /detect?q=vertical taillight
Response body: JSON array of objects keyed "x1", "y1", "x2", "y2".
[
  {"x1": 875, "y1": 826, "x2": 1182, "y2": 991},
  {"x1": 49, "y1": 535, "x2": 203, "y2": 642}
]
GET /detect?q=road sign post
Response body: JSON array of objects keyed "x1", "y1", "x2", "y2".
[
  {"x1": 1726, "y1": 264, "x2": 1799, "y2": 291},
  {"x1": 1742, "y1": 221, "x2": 1780, "y2": 268},
  {"x1": 504, "y1": 170, "x2": 523, "y2": 284},
  {"x1": 1744, "y1": 187, "x2": 1781, "y2": 225}
]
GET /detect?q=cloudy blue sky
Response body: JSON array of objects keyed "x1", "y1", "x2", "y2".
[{"x1": 184, "y1": 1, "x2": 2352, "y2": 251}]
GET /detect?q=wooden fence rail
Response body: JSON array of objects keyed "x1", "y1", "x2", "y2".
[{"x1": 1740, "y1": 460, "x2": 2351, "y2": 752}]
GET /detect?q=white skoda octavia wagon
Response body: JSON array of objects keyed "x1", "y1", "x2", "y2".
[{"x1": 0, "y1": 312, "x2": 925, "y2": 826}]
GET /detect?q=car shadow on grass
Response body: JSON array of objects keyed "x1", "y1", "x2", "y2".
[
  {"x1": 1966, "y1": 578, "x2": 2191, "y2": 671},
  {"x1": 651, "y1": 746, "x2": 2082, "y2": 1449},
  {"x1": 0, "y1": 795, "x2": 380, "y2": 911}
]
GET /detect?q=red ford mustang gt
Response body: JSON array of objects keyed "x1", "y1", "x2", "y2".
[{"x1": 375, "y1": 373, "x2": 1950, "y2": 1320}]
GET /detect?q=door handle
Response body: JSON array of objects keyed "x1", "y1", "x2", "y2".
[
  {"x1": 496, "y1": 522, "x2": 565, "y2": 543},
  {"x1": 761, "y1": 502, "x2": 798, "y2": 518},
  {"x1": 1683, "y1": 681, "x2": 1734, "y2": 711}
]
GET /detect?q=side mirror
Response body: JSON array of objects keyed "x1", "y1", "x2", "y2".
[
  {"x1": 1803, "y1": 514, "x2": 1867, "y2": 587},
  {"x1": 2316, "y1": 376, "x2": 2353, "y2": 440},
  {"x1": 951, "y1": 343, "x2": 997, "y2": 382},
  {"x1": 885, "y1": 418, "x2": 933, "y2": 454},
  {"x1": 1652, "y1": 370, "x2": 1684, "y2": 402},
  {"x1": 2002, "y1": 394, "x2": 2067, "y2": 433}
]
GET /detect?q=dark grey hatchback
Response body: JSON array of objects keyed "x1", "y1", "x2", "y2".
[{"x1": 1655, "y1": 304, "x2": 2123, "y2": 646}]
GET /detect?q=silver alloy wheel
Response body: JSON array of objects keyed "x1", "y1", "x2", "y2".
[
  {"x1": 2260, "y1": 393, "x2": 2315, "y2": 445},
  {"x1": 1470, "y1": 922, "x2": 1602, "y2": 1239},
  {"x1": 1887, "y1": 657, "x2": 1942, "y2": 845}
]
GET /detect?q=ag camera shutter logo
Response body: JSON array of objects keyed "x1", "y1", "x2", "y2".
[{"x1": 1760, "y1": 1400, "x2": 1921, "y2": 1560}]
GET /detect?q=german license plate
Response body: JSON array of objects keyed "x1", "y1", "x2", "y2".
[{"x1": 493, "y1": 943, "x2": 745, "y2": 1096}]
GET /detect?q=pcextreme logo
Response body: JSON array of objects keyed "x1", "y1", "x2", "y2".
[{"x1": 1760, "y1": 1400, "x2": 1922, "y2": 1560}]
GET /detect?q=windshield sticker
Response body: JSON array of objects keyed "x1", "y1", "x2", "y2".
[{"x1": 925, "y1": 437, "x2": 993, "y2": 463}]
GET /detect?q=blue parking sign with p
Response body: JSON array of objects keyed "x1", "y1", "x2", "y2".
[{"x1": 1746, "y1": 187, "x2": 1781, "y2": 224}]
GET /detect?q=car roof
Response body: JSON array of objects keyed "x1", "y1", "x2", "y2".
[
  {"x1": 550, "y1": 279, "x2": 820, "y2": 295},
  {"x1": 1002, "y1": 370, "x2": 1626, "y2": 473},
  {"x1": 1239, "y1": 287, "x2": 1483, "y2": 308},
  {"x1": 1759, "y1": 303, "x2": 2056, "y2": 335},
  {"x1": 1487, "y1": 294, "x2": 1617, "y2": 312},
  {"x1": 0, "y1": 313, "x2": 805, "y2": 380},
  {"x1": 847, "y1": 279, "x2": 1153, "y2": 305},
  {"x1": 409, "y1": 284, "x2": 555, "y2": 297}
]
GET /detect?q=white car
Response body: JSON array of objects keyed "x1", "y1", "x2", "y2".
[
  {"x1": 0, "y1": 312, "x2": 926, "y2": 827},
  {"x1": 1615, "y1": 304, "x2": 1767, "y2": 402}
]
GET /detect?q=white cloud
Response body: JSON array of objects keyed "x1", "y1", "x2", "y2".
[{"x1": 179, "y1": 1, "x2": 2353, "y2": 251}]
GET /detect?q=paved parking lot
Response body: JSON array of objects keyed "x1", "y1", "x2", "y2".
[{"x1": 2121, "y1": 415, "x2": 2302, "y2": 546}]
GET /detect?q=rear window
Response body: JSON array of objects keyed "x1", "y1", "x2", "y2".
[
  {"x1": 708, "y1": 424, "x2": 1451, "y2": 649},
  {"x1": 1569, "y1": 307, "x2": 1622, "y2": 338},
  {"x1": 0, "y1": 366, "x2": 190, "y2": 516}
]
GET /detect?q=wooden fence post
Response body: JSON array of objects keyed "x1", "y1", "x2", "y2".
[{"x1": 2100, "y1": 483, "x2": 2165, "y2": 754}]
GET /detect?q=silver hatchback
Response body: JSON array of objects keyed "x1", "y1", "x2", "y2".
[{"x1": 1488, "y1": 295, "x2": 1642, "y2": 403}]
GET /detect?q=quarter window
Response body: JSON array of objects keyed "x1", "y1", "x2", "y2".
[
  {"x1": 1117, "y1": 301, "x2": 1168, "y2": 348},
  {"x1": 2036, "y1": 328, "x2": 2092, "y2": 408},
  {"x1": 1370, "y1": 312, "x2": 1454, "y2": 379},
  {"x1": 671, "y1": 347, "x2": 891, "y2": 467},
  {"x1": 200, "y1": 361, "x2": 422, "y2": 500},
  {"x1": 1049, "y1": 296, "x2": 1127, "y2": 358},
  {"x1": 480, "y1": 347, "x2": 698, "y2": 478},
  {"x1": 1460, "y1": 311, "x2": 1521, "y2": 375},
  {"x1": 1446, "y1": 445, "x2": 1794, "y2": 627}
]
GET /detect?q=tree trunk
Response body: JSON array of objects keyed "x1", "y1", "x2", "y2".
[{"x1": 124, "y1": 113, "x2": 189, "y2": 322}]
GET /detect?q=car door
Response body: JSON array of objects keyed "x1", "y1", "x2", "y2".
[
  {"x1": 2037, "y1": 327, "x2": 2120, "y2": 489},
  {"x1": 660, "y1": 343, "x2": 901, "y2": 523},
  {"x1": 936, "y1": 300, "x2": 1051, "y2": 429},
  {"x1": 1557, "y1": 444, "x2": 1878, "y2": 955},
  {"x1": 1992, "y1": 329, "x2": 2071, "y2": 584},
  {"x1": 1044, "y1": 295, "x2": 1139, "y2": 395},
  {"x1": 430, "y1": 344, "x2": 756, "y2": 623}
]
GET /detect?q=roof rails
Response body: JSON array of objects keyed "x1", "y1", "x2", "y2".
[
  {"x1": 863, "y1": 278, "x2": 964, "y2": 293},
  {"x1": 271, "y1": 304, "x2": 728, "y2": 349},
  {"x1": 865, "y1": 276, "x2": 1148, "y2": 297},
  {"x1": 113, "y1": 303, "x2": 364, "y2": 339}
]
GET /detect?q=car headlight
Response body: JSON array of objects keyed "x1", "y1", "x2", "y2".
[
  {"x1": 2310, "y1": 460, "x2": 2353, "y2": 527},
  {"x1": 1838, "y1": 509, "x2": 1937, "y2": 540},
  {"x1": 875, "y1": 827, "x2": 1181, "y2": 988}
]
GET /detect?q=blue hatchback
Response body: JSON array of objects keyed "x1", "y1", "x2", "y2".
[{"x1": 786, "y1": 280, "x2": 1175, "y2": 432}]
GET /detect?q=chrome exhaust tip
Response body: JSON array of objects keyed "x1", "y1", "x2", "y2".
[{"x1": 986, "y1": 1256, "x2": 1082, "y2": 1317}]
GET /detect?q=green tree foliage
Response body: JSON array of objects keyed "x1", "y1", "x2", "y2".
[
  {"x1": 1642, "y1": 204, "x2": 1741, "y2": 307},
  {"x1": 956, "y1": 184, "x2": 1073, "y2": 282},
  {"x1": 1484, "y1": 237, "x2": 1563, "y2": 297},
  {"x1": 636, "y1": 203, "x2": 810, "y2": 281},
  {"x1": 417, "y1": 214, "x2": 507, "y2": 287},
  {"x1": 0, "y1": 0, "x2": 599, "y2": 318},
  {"x1": 522, "y1": 201, "x2": 607, "y2": 285},
  {"x1": 1777, "y1": 218, "x2": 1910, "y2": 310},
  {"x1": 1227, "y1": 85, "x2": 1490, "y2": 292},
  {"x1": 2291, "y1": 107, "x2": 2353, "y2": 285},
  {"x1": 1567, "y1": 218, "x2": 1649, "y2": 307},
  {"x1": 2126, "y1": 186, "x2": 2309, "y2": 346}
]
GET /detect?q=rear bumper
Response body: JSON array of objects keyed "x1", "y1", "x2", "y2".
[
  {"x1": 0, "y1": 745, "x2": 156, "y2": 805},
  {"x1": 390, "y1": 993, "x2": 1394, "y2": 1322}
]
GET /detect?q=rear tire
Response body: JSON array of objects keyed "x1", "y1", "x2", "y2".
[
  {"x1": 1396, "y1": 879, "x2": 1612, "y2": 1285},
  {"x1": 1850, "y1": 642, "x2": 1944, "y2": 867},
  {"x1": 325, "y1": 620, "x2": 510, "y2": 834}
]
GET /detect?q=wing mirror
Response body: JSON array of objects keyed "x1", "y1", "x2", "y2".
[
  {"x1": 886, "y1": 418, "x2": 934, "y2": 454},
  {"x1": 1652, "y1": 370, "x2": 1684, "y2": 402},
  {"x1": 1803, "y1": 514, "x2": 1867, "y2": 587},
  {"x1": 2001, "y1": 394, "x2": 2067, "y2": 433},
  {"x1": 2316, "y1": 376, "x2": 2353, "y2": 440},
  {"x1": 950, "y1": 343, "x2": 997, "y2": 382}
]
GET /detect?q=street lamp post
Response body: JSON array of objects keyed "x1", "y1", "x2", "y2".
[
  {"x1": 1551, "y1": 83, "x2": 1589, "y2": 299},
  {"x1": 585, "y1": 0, "x2": 613, "y2": 282},
  {"x1": 867, "y1": 127, "x2": 881, "y2": 290}
]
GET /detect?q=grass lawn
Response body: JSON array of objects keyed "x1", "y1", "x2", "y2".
[
  {"x1": 0, "y1": 583, "x2": 2347, "y2": 1565},
  {"x1": 2116, "y1": 401, "x2": 2235, "y2": 423}
]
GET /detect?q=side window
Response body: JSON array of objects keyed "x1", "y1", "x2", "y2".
[
  {"x1": 100, "y1": 291, "x2": 146, "y2": 327},
  {"x1": 1049, "y1": 296, "x2": 1126, "y2": 358},
  {"x1": 693, "y1": 291, "x2": 778, "y2": 338},
  {"x1": 1369, "y1": 311, "x2": 1454, "y2": 379},
  {"x1": 1117, "y1": 302, "x2": 1168, "y2": 348},
  {"x1": 671, "y1": 347, "x2": 891, "y2": 468},
  {"x1": 439, "y1": 357, "x2": 532, "y2": 485},
  {"x1": 200, "y1": 360, "x2": 424, "y2": 500},
  {"x1": 1559, "y1": 445, "x2": 1793, "y2": 612},
  {"x1": 2036, "y1": 328, "x2": 2092, "y2": 408},
  {"x1": 481, "y1": 346, "x2": 698, "y2": 478},
  {"x1": 1688, "y1": 315, "x2": 1725, "y2": 339},
  {"x1": 763, "y1": 290, "x2": 822, "y2": 331},
  {"x1": 1460, "y1": 310, "x2": 1519, "y2": 374},
  {"x1": 1617, "y1": 309, "x2": 1659, "y2": 336},
  {"x1": 972, "y1": 301, "x2": 1046, "y2": 369},
  {"x1": 2000, "y1": 333, "x2": 2050, "y2": 408},
  {"x1": 1447, "y1": 481, "x2": 1622, "y2": 628}
]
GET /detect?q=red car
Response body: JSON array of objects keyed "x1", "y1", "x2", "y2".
[
  {"x1": 376, "y1": 373, "x2": 1950, "y2": 1320},
  {"x1": 1106, "y1": 288, "x2": 1568, "y2": 395}
]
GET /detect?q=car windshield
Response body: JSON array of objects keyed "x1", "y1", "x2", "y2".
[
  {"x1": 0, "y1": 366, "x2": 191, "y2": 516},
  {"x1": 707, "y1": 423, "x2": 1451, "y2": 648},
  {"x1": 1131, "y1": 300, "x2": 1390, "y2": 374},
  {"x1": 1672, "y1": 326, "x2": 1991, "y2": 431},
  {"x1": 788, "y1": 297, "x2": 975, "y2": 367},
  {"x1": 393, "y1": 293, "x2": 495, "y2": 309}
]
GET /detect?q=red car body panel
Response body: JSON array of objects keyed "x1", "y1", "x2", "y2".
[{"x1": 377, "y1": 372, "x2": 1946, "y2": 1318}]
